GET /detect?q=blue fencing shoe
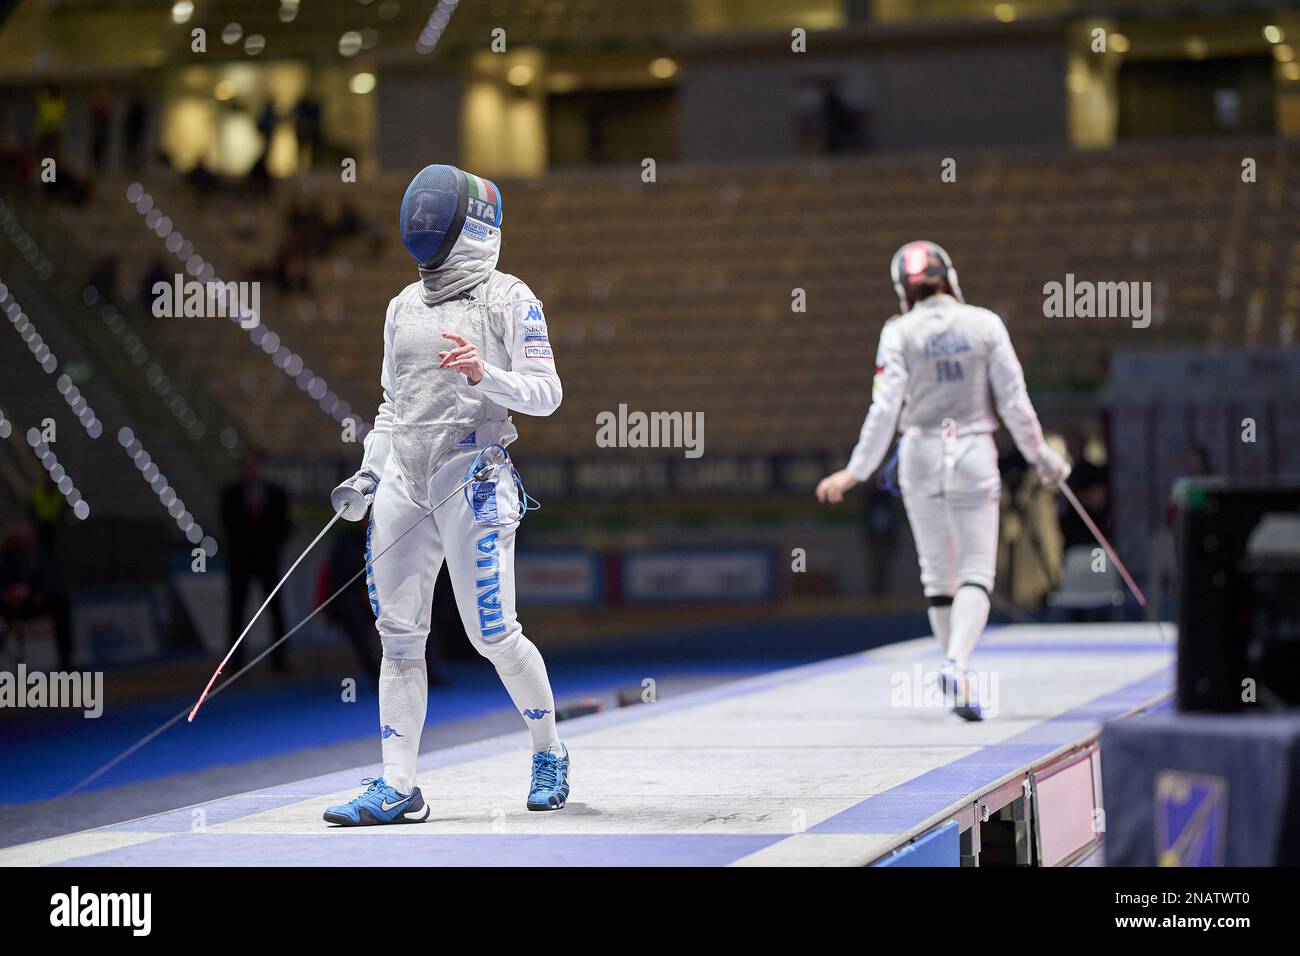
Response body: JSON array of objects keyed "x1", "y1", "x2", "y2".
[
  {"x1": 323, "y1": 777, "x2": 430, "y2": 826},
  {"x1": 527, "y1": 743, "x2": 570, "y2": 811}
]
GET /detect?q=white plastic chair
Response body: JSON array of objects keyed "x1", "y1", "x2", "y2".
[{"x1": 1048, "y1": 545, "x2": 1124, "y2": 612}]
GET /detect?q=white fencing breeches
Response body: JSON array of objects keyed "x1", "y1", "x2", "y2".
[
  {"x1": 367, "y1": 443, "x2": 533, "y2": 669},
  {"x1": 899, "y1": 431, "x2": 999, "y2": 670},
  {"x1": 898, "y1": 430, "x2": 1001, "y2": 598},
  {"x1": 365, "y1": 437, "x2": 560, "y2": 761}
]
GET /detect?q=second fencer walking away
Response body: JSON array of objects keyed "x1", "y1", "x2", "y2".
[{"x1": 816, "y1": 241, "x2": 1069, "y2": 720}]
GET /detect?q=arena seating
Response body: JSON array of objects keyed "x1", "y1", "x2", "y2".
[
  {"x1": 40, "y1": 140, "x2": 1295, "y2": 463},
  {"x1": 179, "y1": 0, "x2": 692, "y2": 59}
]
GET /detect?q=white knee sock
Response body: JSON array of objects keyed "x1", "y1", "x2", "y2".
[
  {"x1": 948, "y1": 585, "x2": 990, "y2": 672},
  {"x1": 927, "y1": 604, "x2": 952, "y2": 655},
  {"x1": 379, "y1": 656, "x2": 427, "y2": 793},
  {"x1": 496, "y1": 640, "x2": 560, "y2": 754}
]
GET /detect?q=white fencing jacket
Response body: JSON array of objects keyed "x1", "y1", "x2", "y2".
[
  {"x1": 360, "y1": 224, "x2": 561, "y2": 490},
  {"x1": 846, "y1": 294, "x2": 1046, "y2": 482}
]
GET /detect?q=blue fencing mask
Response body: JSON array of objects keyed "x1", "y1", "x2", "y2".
[{"x1": 398, "y1": 164, "x2": 503, "y2": 270}]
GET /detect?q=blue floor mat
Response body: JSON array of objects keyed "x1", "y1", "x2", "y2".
[
  {"x1": 0, "y1": 659, "x2": 789, "y2": 803},
  {"x1": 0, "y1": 611, "x2": 924, "y2": 803}
]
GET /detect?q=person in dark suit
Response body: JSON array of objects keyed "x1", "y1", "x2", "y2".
[
  {"x1": 1058, "y1": 427, "x2": 1110, "y2": 552},
  {"x1": 221, "y1": 447, "x2": 293, "y2": 672}
]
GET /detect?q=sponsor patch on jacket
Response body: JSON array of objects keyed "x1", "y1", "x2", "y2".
[
  {"x1": 462, "y1": 219, "x2": 490, "y2": 241},
  {"x1": 524, "y1": 345, "x2": 554, "y2": 360},
  {"x1": 522, "y1": 324, "x2": 550, "y2": 343},
  {"x1": 456, "y1": 431, "x2": 477, "y2": 448}
]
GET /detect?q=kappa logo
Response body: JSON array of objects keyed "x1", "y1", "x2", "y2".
[
  {"x1": 521, "y1": 708, "x2": 552, "y2": 720},
  {"x1": 475, "y1": 531, "x2": 507, "y2": 639},
  {"x1": 380, "y1": 724, "x2": 403, "y2": 739}
]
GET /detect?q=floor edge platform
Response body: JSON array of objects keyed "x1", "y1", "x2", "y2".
[{"x1": 0, "y1": 622, "x2": 1176, "y2": 867}]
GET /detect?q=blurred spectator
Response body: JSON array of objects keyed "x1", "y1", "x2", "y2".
[
  {"x1": 123, "y1": 95, "x2": 147, "y2": 172},
  {"x1": 821, "y1": 83, "x2": 857, "y2": 154},
  {"x1": 35, "y1": 86, "x2": 66, "y2": 154},
  {"x1": 140, "y1": 259, "x2": 170, "y2": 313},
  {"x1": 26, "y1": 474, "x2": 69, "y2": 555},
  {"x1": 0, "y1": 519, "x2": 73, "y2": 669},
  {"x1": 998, "y1": 444, "x2": 1061, "y2": 607},
  {"x1": 1185, "y1": 442, "x2": 1214, "y2": 476},
  {"x1": 1058, "y1": 427, "x2": 1110, "y2": 551},
  {"x1": 244, "y1": 101, "x2": 278, "y2": 197},
  {"x1": 221, "y1": 448, "x2": 293, "y2": 673},
  {"x1": 1149, "y1": 443, "x2": 1215, "y2": 620},
  {"x1": 256, "y1": 101, "x2": 278, "y2": 155},
  {"x1": 91, "y1": 89, "x2": 112, "y2": 173},
  {"x1": 796, "y1": 78, "x2": 866, "y2": 156},
  {"x1": 1053, "y1": 429, "x2": 1113, "y2": 622},
  {"x1": 292, "y1": 94, "x2": 322, "y2": 170}
]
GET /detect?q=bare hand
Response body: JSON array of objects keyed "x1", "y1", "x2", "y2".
[
  {"x1": 438, "y1": 332, "x2": 485, "y2": 385},
  {"x1": 816, "y1": 469, "x2": 860, "y2": 504}
]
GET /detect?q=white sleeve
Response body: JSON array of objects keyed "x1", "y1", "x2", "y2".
[
  {"x1": 846, "y1": 322, "x2": 907, "y2": 481},
  {"x1": 472, "y1": 283, "x2": 562, "y2": 416},
  {"x1": 360, "y1": 299, "x2": 397, "y2": 476},
  {"x1": 987, "y1": 314, "x2": 1047, "y2": 463}
]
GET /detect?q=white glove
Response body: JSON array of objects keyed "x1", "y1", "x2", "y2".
[
  {"x1": 1034, "y1": 446, "x2": 1071, "y2": 486},
  {"x1": 331, "y1": 468, "x2": 379, "y2": 522}
]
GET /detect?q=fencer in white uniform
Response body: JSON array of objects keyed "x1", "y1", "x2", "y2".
[
  {"x1": 323, "y1": 165, "x2": 570, "y2": 825},
  {"x1": 817, "y1": 241, "x2": 1069, "y2": 720}
]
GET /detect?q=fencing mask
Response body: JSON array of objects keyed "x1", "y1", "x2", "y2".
[
  {"x1": 399, "y1": 164, "x2": 504, "y2": 270},
  {"x1": 889, "y1": 240, "x2": 963, "y2": 313}
]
